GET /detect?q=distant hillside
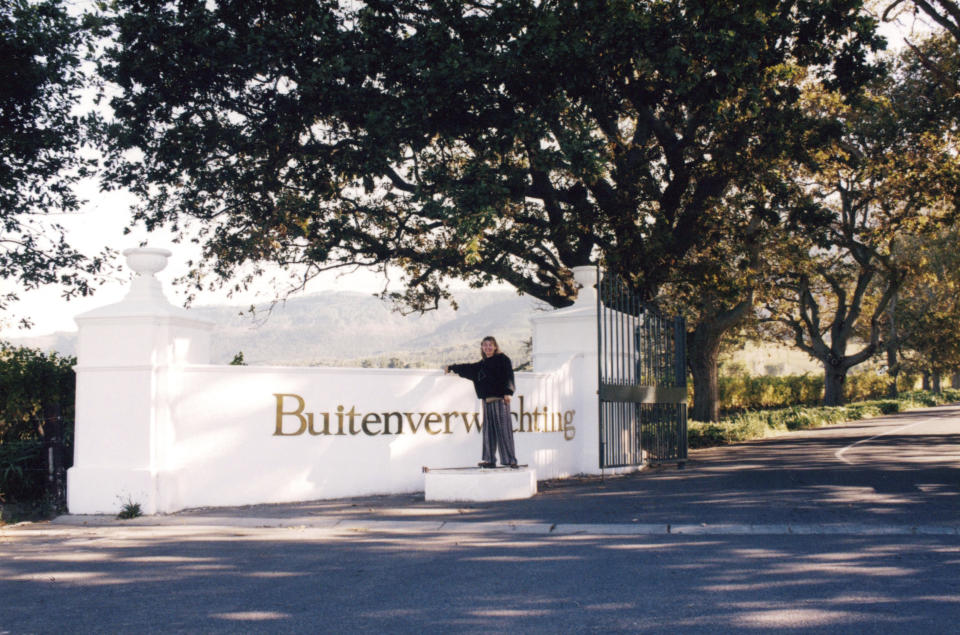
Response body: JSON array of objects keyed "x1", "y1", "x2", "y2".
[
  {"x1": 6, "y1": 290, "x2": 828, "y2": 375},
  {"x1": 8, "y1": 289, "x2": 547, "y2": 368}
]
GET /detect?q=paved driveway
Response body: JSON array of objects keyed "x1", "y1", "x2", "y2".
[{"x1": 2, "y1": 404, "x2": 959, "y2": 633}]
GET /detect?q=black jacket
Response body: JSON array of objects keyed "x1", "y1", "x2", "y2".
[{"x1": 449, "y1": 353, "x2": 515, "y2": 399}]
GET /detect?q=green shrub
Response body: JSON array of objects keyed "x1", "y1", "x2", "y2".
[
  {"x1": 0, "y1": 343, "x2": 75, "y2": 506},
  {"x1": 117, "y1": 499, "x2": 143, "y2": 520},
  {"x1": 709, "y1": 370, "x2": 921, "y2": 413},
  {"x1": 897, "y1": 388, "x2": 960, "y2": 408},
  {"x1": 844, "y1": 373, "x2": 888, "y2": 402},
  {"x1": 0, "y1": 440, "x2": 44, "y2": 502},
  {"x1": 689, "y1": 389, "x2": 956, "y2": 449},
  {"x1": 717, "y1": 373, "x2": 823, "y2": 411}
]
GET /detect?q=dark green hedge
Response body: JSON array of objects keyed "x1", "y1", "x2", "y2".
[
  {"x1": 0, "y1": 343, "x2": 75, "y2": 505},
  {"x1": 689, "y1": 389, "x2": 960, "y2": 448},
  {"x1": 706, "y1": 371, "x2": 918, "y2": 413}
]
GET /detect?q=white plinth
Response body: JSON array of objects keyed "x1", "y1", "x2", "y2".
[{"x1": 424, "y1": 468, "x2": 538, "y2": 502}]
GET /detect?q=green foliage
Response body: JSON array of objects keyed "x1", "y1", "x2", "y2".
[
  {"x1": 116, "y1": 499, "x2": 142, "y2": 520},
  {"x1": 717, "y1": 373, "x2": 823, "y2": 411},
  {"x1": 229, "y1": 351, "x2": 246, "y2": 366},
  {"x1": 0, "y1": 439, "x2": 43, "y2": 502},
  {"x1": 1, "y1": 0, "x2": 88, "y2": 214},
  {"x1": 95, "y1": 0, "x2": 883, "y2": 311},
  {"x1": 0, "y1": 1, "x2": 111, "y2": 322},
  {"x1": 0, "y1": 342, "x2": 75, "y2": 505},
  {"x1": 892, "y1": 227, "x2": 960, "y2": 377},
  {"x1": 760, "y1": 71, "x2": 960, "y2": 405},
  {"x1": 689, "y1": 389, "x2": 959, "y2": 448},
  {"x1": 888, "y1": 29, "x2": 960, "y2": 130},
  {"x1": 845, "y1": 371, "x2": 913, "y2": 402},
  {"x1": 897, "y1": 389, "x2": 960, "y2": 407},
  {"x1": 0, "y1": 341, "x2": 75, "y2": 441},
  {"x1": 706, "y1": 370, "x2": 915, "y2": 413}
]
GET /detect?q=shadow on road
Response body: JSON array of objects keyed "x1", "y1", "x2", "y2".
[{"x1": 3, "y1": 523, "x2": 960, "y2": 632}]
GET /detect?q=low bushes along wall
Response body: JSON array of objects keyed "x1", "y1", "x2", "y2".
[
  {"x1": 689, "y1": 389, "x2": 960, "y2": 448},
  {"x1": 701, "y1": 371, "x2": 918, "y2": 413},
  {"x1": 0, "y1": 343, "x2": 75, "y2": 521}
]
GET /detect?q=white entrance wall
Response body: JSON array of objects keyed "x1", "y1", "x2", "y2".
[{"x1": 67, "y1": 253, "x2": 620, "y2": 514}]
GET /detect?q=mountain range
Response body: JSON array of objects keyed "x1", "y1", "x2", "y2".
[{"x1": 9, "y1": 289, "x2": 549, "y2": 368}]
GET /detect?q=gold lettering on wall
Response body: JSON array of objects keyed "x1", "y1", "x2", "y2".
[
  {"x1": 382, "y1": 412, "x2": 402, "y2": 435},
  {"x1": 274, "y1": 393, "x2": 308, "y2": 436},
  {"x1": 272, "y1": 393, "x2": 577, "y2": 440},
  {"x1": 361, "y1": 412, "x2": 381, "y2": 436},
  {"x1": 309, "y1": 411, "x2": 330, "y2": 436},
  {"x1": 563, "y1": 410, "x2": 576, "y2": 441},
  {"x1": 461, "y1": 411, "x2": 481, "y2": 433},
  {"x1": 423, "y1": 412, "x2": 443, "y2": 435}
]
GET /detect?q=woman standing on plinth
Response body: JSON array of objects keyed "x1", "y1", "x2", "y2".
[{"x1": 444, "y1": 336, "x2": 519, "y2": 468}]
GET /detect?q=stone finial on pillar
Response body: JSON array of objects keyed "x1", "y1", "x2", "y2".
[
  {"x1": 532, "y1": 265, "x2": 599, "y2": 372},
  {"x1": 74, "y1": 245, "x2": 213, "y2": 365},
  {"x1": 68, "y1": 246, "x2": 214, "y2": 514},
  {"x1": 122, "y1": 247, "x2": 173, "y2": 304},
  {"x1": 572, "y1": 265, "x2": 597, "y2": 305}
]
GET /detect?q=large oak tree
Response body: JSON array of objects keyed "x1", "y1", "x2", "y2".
[
  {"x1": 891, "y1": 228, "x2": 960, "y2": 391},
  {"x1": 96, "y1": 0, "x2": 882, "y2": 309},
  {"x1": 1, "y1": 0, "x2": 109, "y2": 326},
  {"x1": 763, "y1": 75, "x2": 958, "y2": 405},
  {"x1": 96, "y1": 1, "x2": 886, "y2": 419}
]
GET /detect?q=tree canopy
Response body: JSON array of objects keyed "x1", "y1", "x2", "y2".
[
  {"x1": 761, "y1": 58, "x2": 959, "y2": 404},
  {"x1": 0, "y1": 0, "x2": 109, "y2": 325},
  {"x1": 96, "y1": 0, "x2": 884, "y2": 310},
  {"x1": 883, "y1": 1, "x2": 960, "y2": 95},
  {"x1": 884, "y1": 1, "x2": 960, "y2": 44},
  {"x1": 893, "y1": 227, "x2": 960, "y2": 381}
]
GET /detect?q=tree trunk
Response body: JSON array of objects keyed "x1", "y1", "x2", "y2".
[
  {"x1": 689, "y1": 326, "x2": 721, "y2": 422},
  {"x1": 886, "y1": 345, "x2": 899, "y2": 398},
  {"x1": 922, "y1": 371, "x2": 931, "y2": 391},
  {"x1": 952, "y1": 372, "x2": 960, "y2": 389},
  {"x1": 932, "y1": 372, "x2": 942, "y2": 394},
  {"x1": 823, "y1": 366, "x2": 847, "y2": 406},
  {"x1": 886, "y1": 292, "x2": 898, "y2": 398},
  {"x1": 686, "y1": 295, "x2": 754, "y2": 422}
]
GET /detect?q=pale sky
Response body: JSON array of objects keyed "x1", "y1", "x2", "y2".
[{"x1": 0, "y1": 182, "x2": 391, "y2": 337}]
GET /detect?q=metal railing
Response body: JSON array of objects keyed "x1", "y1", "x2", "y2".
[{"x1": 0, "y1": 416, "x2": 71, "y2": 510}]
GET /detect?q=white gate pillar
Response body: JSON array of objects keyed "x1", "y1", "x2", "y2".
[
  {"x1": 66, "y1": 248, "x2": 213, "y2": 515},
  {"x1": 530, "y1": 266, "x2": 603, "y2": 474}
]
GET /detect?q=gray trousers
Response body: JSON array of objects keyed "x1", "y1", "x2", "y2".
[{"x1": 482, "y1": 399, "x2": 517, "y2": 466}]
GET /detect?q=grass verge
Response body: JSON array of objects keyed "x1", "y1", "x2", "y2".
[{"x1": 688, "y1": 389, "x2": 960, "y2": 449}]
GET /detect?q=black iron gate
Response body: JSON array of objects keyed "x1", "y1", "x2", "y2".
[
  {"x1": 597, "y1": 269, "x2": 688, "y2": 468},
  {"x1": 0, "y1": 415, "x2": 69, "y2": 511}
]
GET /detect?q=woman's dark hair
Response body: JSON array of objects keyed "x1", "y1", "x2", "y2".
[{"x1": 480, "y1": 336, "x2": 500, "y2": 359}]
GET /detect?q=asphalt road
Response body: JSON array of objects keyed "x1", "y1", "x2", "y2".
[{"x1": 2, "y1": 404, "x2": 959, "y2": 633}]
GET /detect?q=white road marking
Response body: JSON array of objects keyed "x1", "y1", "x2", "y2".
[{"x1": 834, "y1": 417, "x2": 937, "y2": 465}]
